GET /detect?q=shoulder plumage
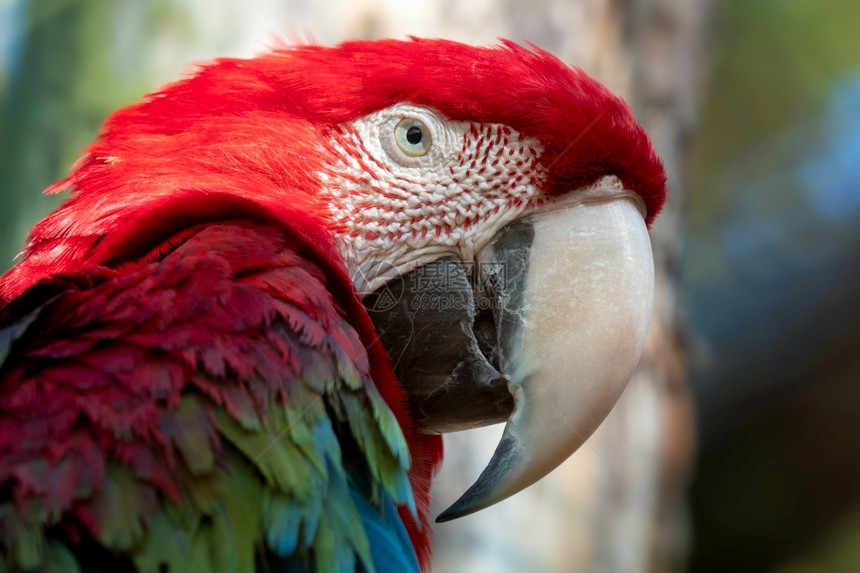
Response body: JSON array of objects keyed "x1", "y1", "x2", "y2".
[{"x1": 0, "y1": 221, "x2": 431, "y2": 572}]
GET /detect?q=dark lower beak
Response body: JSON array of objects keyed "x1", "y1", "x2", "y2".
[{"x1": 363, "y1": 255, "x2": 516, "y2": 433}]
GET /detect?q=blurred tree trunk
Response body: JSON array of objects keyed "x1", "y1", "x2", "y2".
[
  {"x1": 0, "y1": 0, "x2": 173, "y2": 270},
  {"x1": 2, "y1": 1, "x2": 706, "y2": 570},
  {"x1": 1, "y1": 2, "x2": 120, "y2": 268}
]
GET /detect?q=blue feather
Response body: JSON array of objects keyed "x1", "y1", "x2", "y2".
[{"x1": 349, "y1": 485, "x2": 419, "y2": 573}]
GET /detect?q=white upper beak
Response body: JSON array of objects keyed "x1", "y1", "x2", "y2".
[{"x1": 437, "y1": 179, "x2": 655, "y2": 521}]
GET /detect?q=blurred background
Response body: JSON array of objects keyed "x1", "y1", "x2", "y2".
[{"x1": 2, "y1": 0, "x2": 859, "y2": 571}]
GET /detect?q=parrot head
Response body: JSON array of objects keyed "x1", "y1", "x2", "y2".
[{"x1": 4, "y1": 39, "x2": 665, "y2": 523}]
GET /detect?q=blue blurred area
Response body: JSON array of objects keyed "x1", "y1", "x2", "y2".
[
  {"x1": 0, "y1": 0, "x2": 26, "y2": 79},
  {"x1": 802, "y1": 74, "x2": 860, "y2": 220},
  {"x1": 686, "y1": 3, "x2": 860, "y2": 568},
  {"x1": 691, "y1": 72, "x2": 860, "y2": 406}
]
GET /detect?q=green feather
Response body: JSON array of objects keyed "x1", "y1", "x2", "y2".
[
  {"x1": 340, "y1": 392, "x2": 413, "y2": 512},
  {"x1": 132, "y1": 507, "x2": 191, "y2": 573},
  {"x1": 0, "y1": 503, "x2": 47, "y2": 570},
  {"x1": 217, "y1": 408, "x2": 317, "y2": 497},
  {"x1": 203, "y1": 459, "x2": 264, "y2": 573},
  {"x1": 169, "y1": 397, "x2": 217, "y2": 475},
  {"x1": 332, "y1": 344, "x2": 364, "y2": 391},
  {"x1": 131, "y1": 446, "x2": 263, "y2": 573},
  {"x1": 43, "y1": 541, "x2": 81, "y2": 573},
  {"x1": 95, "y1": 464, "x2": 152, "y2": 551}
]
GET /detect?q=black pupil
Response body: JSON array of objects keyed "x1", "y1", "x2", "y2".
[{"x1": 406, "y1": 126, "x2": 423, "y2": 145}]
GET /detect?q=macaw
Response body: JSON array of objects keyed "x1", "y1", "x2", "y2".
[{"x1": 0, "y1": 39, "x2": 665, "y2": 572}]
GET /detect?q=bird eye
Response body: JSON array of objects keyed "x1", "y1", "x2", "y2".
[{"x1": 394, "y1": 118, "x2": 432, "y2": 157}]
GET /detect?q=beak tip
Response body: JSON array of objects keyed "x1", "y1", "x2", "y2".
[
  {"x1": 435, "y1": 493, "x2": 485, "y2": 523},
  {"x1": 434, "y1": 432, "x2": 521, "y2": 522},
  {"x1": 434, "y1": 508, "x2": 457, "y2": 523}
]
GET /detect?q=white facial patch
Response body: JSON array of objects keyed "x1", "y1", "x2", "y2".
[{"x1": 318, "y1": 104, "x2": 546, "y2": 293}]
